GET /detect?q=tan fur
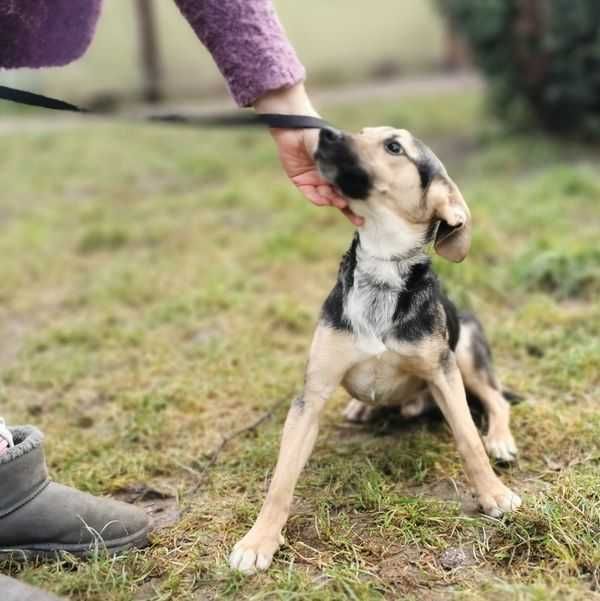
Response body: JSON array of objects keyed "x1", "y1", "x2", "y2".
[
  {"x1": 349, "y1": 127, "x2": 471, "y2": 262},
  {"x1": 229, "y1": 326, "x2": 366, "y2": 573},
  {"x1": 428, "y1": 178, "x2": 472, "y2": 262},
  {"x1": 455, "y1": 325, "x2": 517, "y2": 460},
  {"x1": 426, "y1": 358, "x2": 517, "y2": 516}
]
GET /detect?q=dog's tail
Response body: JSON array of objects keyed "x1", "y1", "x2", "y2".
[{"x1": 503, "y1": 389, "x2": 525, "y2": 405}]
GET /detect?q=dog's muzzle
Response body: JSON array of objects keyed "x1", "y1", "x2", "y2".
[
  {"x1": 315, "y1": 127, "x2": 345, "y2": 165},
  {"x1": 315, "y1": 127, "x2": 372, "y2": 200},
  {"x1": 319, "y1": 127, "x2": 344, "y2": 146}
]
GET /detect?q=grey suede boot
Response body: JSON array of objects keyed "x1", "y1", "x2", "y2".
[
  {"x1": 0, "y1": 575, "x2": 65, "y2": 601},
  {"x1": 0, "y1": 426, "x2": 150, "y2": 559}
]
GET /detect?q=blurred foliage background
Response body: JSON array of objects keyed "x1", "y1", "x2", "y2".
[{"x1": 439, "y1": 0, "x2": 600, "y2": 136}]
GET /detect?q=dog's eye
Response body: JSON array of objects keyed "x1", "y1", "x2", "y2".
[{"x1": 385, "y1": 140, "x2": 404, "y2": 156}]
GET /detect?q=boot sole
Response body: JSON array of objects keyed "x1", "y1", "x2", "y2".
[{"x1": 0, "y1": 525, "x2": 150, "y2": 561}]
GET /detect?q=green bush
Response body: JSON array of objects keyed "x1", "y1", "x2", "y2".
[
  {"x1": 512, "y1": 245, "x2": 600, "y2": 299},
  {"x1": 437, "y1": 0, "x2": 600, "y2": 136}
]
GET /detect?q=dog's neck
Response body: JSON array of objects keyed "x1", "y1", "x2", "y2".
[{"x1": 354, "y1": 207, "x2": 429, "y2": 269}]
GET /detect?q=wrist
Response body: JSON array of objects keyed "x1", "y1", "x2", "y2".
[{"x1": 253, "y1": 83, "x2": 319, "y2": 117}]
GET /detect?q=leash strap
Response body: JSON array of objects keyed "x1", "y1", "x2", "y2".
[
  {"x1": 0, "y1": 85, "x2": 88, "y2": 113},
  {"x1": 0, "y1": 84, "x2": 331, "y2": 130}
]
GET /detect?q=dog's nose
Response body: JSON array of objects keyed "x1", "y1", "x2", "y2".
[{"x1": 319, "y1": 127, "x2": 343, "y2": 145}]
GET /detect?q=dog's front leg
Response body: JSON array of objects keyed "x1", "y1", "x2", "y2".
[
  {"x1": 229, "y1": 325, "x2": 361, "y2": 573},
  {"x1": 428, "y1": 354, "x2": 521, "y2": 517}
]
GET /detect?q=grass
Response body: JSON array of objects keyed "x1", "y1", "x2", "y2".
[{"x1": 0, "y1": 89, "x2": 599, "y2": 600}]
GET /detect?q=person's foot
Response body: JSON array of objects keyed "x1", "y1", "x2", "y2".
[
  {"x1": 0, "y1": 575, "x2": 65, "y2": 601},
  {"x1": 0, "y1": 425, "x2": 150, "y2": 560}
]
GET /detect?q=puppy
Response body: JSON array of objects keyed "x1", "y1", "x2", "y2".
[{"x1": 230, "y1": 127, "x2": 520, "y2": 574}]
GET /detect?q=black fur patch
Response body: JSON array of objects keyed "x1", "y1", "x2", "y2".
[
  {"x1": 503, "y1": 390, "x2": 524, "y2": 404},
  {"x1": 390, "y1": 259, "x2": 439, "y2": 342},
  {"x1": 440, "y1": 294, "x2": 460, "y2": 351},
  {"x1": 315, "y1": 139, "x2": 372, "y2": 199},
  {"x1": 321, "y1": 234, "x2": 359, "y2": 331},
  {"x1": 460, "y1": 312, "x2": 499, "y2": 389},
  {"x1": 417, "y1": 161, "x2": 436, "y2": 189},
  {"x1": 411, "y1": 137, "x2": 444, "y2": 189},
  {"x1": 336, "y1": 166, "x2": 372, "y2": 200},
  {"x1": 322, "y1": 239, "x2": 464, "y2": 359}
]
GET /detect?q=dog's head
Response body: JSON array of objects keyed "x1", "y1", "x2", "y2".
[{"x1": 314, "y1": 126, "x2": 471, "y2": 262}]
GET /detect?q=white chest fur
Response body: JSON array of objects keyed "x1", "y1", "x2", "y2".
[
  {"x1": 341, "y1": 208, "x2": 429, "y2": 355},
  {"x1": 343, "y1": 254, "x2": 405, "y2": 355}
]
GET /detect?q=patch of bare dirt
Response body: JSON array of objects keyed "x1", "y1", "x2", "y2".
[
  {"x1": 408, "y1": 479, "x2": 480, "y2": 516},
  {"x1": 114, "y1": 483, "x2": 180, "y2": 531},
  {"x1": 0, "y1": 315, "x2": 29, "y2": 371}
]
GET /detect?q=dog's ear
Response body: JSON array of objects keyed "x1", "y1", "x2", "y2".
[{"x1": 426, "y1": 177, "x2": 471, "y2": 262}]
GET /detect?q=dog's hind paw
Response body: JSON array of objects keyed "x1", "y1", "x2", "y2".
[
  {"x1": 343, "y1": 399, "x2": 373, "y2": 423},
  {"x1": 478, "y1": 485, "x2": 521, "y2": 518},
  {"x1": 484, "y1": 432, "x2": 518, "y2": 463},
  {"x1": 229, "y1": 531, "x2": 284, "y2": 574}
]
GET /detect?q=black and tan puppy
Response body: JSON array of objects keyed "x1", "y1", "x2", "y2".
[{"x1": 230, "y1": 127, "x2": 520, "y2": 573}]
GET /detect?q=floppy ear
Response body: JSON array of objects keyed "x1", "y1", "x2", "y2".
[{"x1": 426, "y1": 177, "x2": 471, "y2": 262}]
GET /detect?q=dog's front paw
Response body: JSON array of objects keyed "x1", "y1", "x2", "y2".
[
  {"x1": 484, "y1": 431, "x2": 518, "y2": 463},
  {"x1": 229, "y1": 530, "x2": 284, "y2": 574},
  {"x1": 478, "y1": 483, "x2": 521, "y2": 518}
]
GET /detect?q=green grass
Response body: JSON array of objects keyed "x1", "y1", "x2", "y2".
[{"x1": 1, "y1": 89, "x2": 599, "y2": 600}]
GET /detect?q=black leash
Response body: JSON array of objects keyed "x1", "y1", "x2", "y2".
[{"x1": 0, "y1": 84, "x2": 331, "y2": 130}]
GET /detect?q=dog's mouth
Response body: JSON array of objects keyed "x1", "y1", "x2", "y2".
[{"x1": 315, "y1": 128, "x2": 373, "y2": 200}]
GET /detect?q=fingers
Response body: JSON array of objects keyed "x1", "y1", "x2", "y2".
[
  {"x1": 303, "y1": 183, "x2": 345, "y2": 207},
  {"x1": 298, "y1": 184, "x2": 330, "y2": 206},
  {"x1": 340, "y1": 206, "x2": 364, "y2": 226},
  {"x1": 317, "y1": 185, "x2": 335, "y2": 202},
  {"x1": 297, "y1": 185, "x2": 364, "y2": 226},
  {"x1": 298, "y1": 184, "x2": 339, "y2": 207},
  {"x1": 316, "y1": 185, "x2": 348, "y2": 210},
  {"x1": 271, "y1": 127, "x2": 364, "y2": 226}
]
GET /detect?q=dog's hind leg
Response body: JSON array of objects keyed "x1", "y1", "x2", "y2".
[
  {"x1": 427, "y1": 354, "x2": 521, "y2": 517},
  {"x1": 455, "y1": 314, "x2": 517, "y2": 462},
  {"x1": 462, "y1": 373, "x2": 517, "y2": 462},
  {"x1": 229, "y1": 324, "x2": 363, "y2": 574}
]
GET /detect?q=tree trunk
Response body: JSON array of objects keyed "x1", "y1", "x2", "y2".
[{"x1": 443, "y1": 23, "x2": 471, "y2": 71}]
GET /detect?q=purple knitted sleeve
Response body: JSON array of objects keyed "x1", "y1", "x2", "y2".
[
  {"x1": 174, "y1": 0, "x2": 306, "y2": 106},
  {"x1": 0, "y1": 0, "x2": 101, "y2": 69},
  {"x1": 0, "y1": 0, "x2": 305, "y2": 108}
]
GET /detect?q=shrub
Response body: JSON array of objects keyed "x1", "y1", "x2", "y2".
[
  {"x1": 512, "y1": 245, "x2": 600, "y2": 299},
  {"x1": 437, "y1": 0, "x2": 600, "y2": 136}
]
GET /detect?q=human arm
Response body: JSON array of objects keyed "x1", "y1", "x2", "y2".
[
  {"x1": 173, "y1": 0, "x2": 362, "y2": 224},
  {"x1": 254, "y1": 83, "x2": 363, "y2": 224}
]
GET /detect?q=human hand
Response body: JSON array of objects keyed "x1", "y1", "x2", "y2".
[
  {"x1": 254, "y1": 84, "x2": 363, "y2": 226},
  {"x1": 270, "y1": 127, "x2": 363, "y2": 226}
]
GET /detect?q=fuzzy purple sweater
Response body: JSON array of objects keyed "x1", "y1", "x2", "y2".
[{"x1": 0, "y1": 0, "x2": 305, "y2": 106}]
